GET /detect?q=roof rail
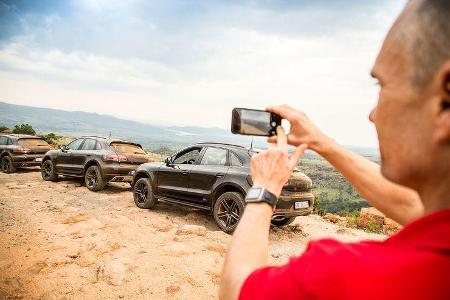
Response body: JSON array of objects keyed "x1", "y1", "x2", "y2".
[
  {"x1": 195, "y1": 142, "x2": 248, "y2": 149},
  {"x1": 81, "y1": 135, "x2": 108, "y2": 139}
]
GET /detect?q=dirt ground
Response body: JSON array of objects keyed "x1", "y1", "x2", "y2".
[{"x1": 0, "y1": 169, "x2": 386, "y2": 299}]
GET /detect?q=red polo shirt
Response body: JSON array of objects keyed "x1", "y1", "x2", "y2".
[{"x1": 240, "y1": 208, "x2": 450, "y2": 300}]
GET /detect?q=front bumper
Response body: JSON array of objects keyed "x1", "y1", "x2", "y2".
[
  {"x1": 103, "y1": 163, "x2": 139, "y2": 182},
  {"x1": 273, "y1": 192, "x2": 315, "y2": 217}
]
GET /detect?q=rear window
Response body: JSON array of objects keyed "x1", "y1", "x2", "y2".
[
  {"x1": 111, "y1": 143, "x2": 146, "y2": 155},
  {"x1": 18, "y1": 139, "x2": 50, "y2": 147}
]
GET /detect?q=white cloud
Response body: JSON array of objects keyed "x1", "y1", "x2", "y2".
[{"x1": 0, "y1": 0, "x2": 407, "y2": 147}]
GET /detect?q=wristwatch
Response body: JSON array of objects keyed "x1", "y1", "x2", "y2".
[{"x1": 245, "y1": 187, "x2": 278, "y2": 208}]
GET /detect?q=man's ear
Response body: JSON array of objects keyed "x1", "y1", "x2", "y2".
[{"x1": 434, "y1": 62, "x2": 450, "y2": 144}]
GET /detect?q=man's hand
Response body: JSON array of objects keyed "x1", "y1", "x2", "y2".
[
  {"x1": 251, "y1": 126, "x2": 307, "y2": 197},
  {"x1": 266, "y1": 104, "x2": 423, "y2": 225},
  {"x1": 267, "y1": 104, "x2": 332, "y2": 152}
]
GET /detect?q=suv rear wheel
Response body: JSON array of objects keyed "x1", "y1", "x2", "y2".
[
  {"x1": 85, "y1": 165, "x2": 106, "y2": 191},
  {"x1": 41, "y1": 160, "x2": 58, "y2": 181},
  {"x1": 133, "y1": 177, "x2": 157, "y2": 209},
  {"x1": 271, "y1": 216, "x2": 296, "y2": 227},
  {"x1": 1, "y1": 156, "x2": 16, "y2": 174},
  {"x1": 213, "y1": 192, "x2": 245, "y2": 234}
]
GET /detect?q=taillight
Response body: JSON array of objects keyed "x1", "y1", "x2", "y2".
[
  {"x1": 13, "y1": 148, "x2": 32, "y2": 154},
  {"x1": 103, "y1": 154, "x2": 128, "y2": 162}
]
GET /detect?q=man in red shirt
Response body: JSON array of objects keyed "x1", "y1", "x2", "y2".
[{"x1": 220, "y1": 0, "x2": 450, "y2": 299}]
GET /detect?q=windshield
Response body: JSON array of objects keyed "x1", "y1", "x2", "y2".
[
  {"x1": 18, "y1": 139, "x2": 50, "y2": 147},
  {"x1": 111, "y1": 143, "x2": 146, "y2": 155}
]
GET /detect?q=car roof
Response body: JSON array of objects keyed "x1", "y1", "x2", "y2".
[
  {"x1": 80, "y1": 136, "x2": 142, "y2": 147},
  {"x1": 0, "y1": 134, "x2": 41, "y2": 140},
  {"x1": 194, "y1": 142, "x2": 253, "y2": 152}
]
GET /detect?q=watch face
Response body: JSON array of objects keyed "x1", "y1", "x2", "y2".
[{"x1": 247, "y1": 188, "x2": 262, "y2": 199}]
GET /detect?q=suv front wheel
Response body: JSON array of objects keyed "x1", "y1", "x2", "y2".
[
  {"x1": 133, "y1": 177, "x2": 157, "y2": 209},
  {"x1": 85, "y1": 165, "x2": 106, "y2": 191},
  {"x1": 41, "y1": 160, "x2": 58, "y2": 181},
  {"x1": 213, "y1": 192, "x2": 245, "y2": 234}
]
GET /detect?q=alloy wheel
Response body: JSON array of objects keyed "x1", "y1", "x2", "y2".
[
  {"x1": 217, "y1": 198, "x2": 241, "y2": 230},
  {"x1": 1, "y1": 158, "x2": 10, "y2": 173},
  {"x1": 42, "y1": 161, "x2": 52, "y2": 179},
  {"x1": 134, "y1": 181, "x2": 149, "y2": 204},
  {"x1": 86, "y1": 169, "x2": 98, "y2": 188}
]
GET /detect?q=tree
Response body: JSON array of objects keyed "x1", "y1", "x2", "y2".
[
  {"x1": 12, "y1": 123, "x2": 36, "y2": 135},
  {"x1": 0, "y1": 125, "x2": 9, "y2": 133},
  {"x1": 40, "y1": 133, "x2": 61, "y2": 145}
]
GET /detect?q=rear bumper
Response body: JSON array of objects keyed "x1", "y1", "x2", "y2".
[
  {"x1": 12, "y1": 154, "x2": 45, "y2": 167},
  {"x1": 103, "y1": 163, "x2": 139, "y2": 182},
  {"x1": 273, "y1": 192, "x2": 315, "y2": 217}
]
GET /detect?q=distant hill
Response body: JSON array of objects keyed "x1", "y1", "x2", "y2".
[
  {"x1": 0, "y1": 101, "x2": 379, "y2": 156},
  {"x1": 0, "y1": 101, "x2": 259, "y2": 149}
]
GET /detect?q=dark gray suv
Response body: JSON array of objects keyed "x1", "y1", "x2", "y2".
[
  {"x1": 132, "y1": 142, "x2": 314, "y2": 233},
  {"x1": 0, "y1": 134, "x2": 51, "y2": 173},
  {"x1": 41, "y1": 136, "x2": 153, "y2": 191}
]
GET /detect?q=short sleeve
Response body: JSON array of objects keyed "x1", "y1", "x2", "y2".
[{"x1": 239, "y1": 239, "x2": 362, "y2": 300}]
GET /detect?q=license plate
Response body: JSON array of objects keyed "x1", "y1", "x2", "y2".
[
  {"x1": 294, "y1": 201, "x2": 309, "y2": 209},
  {"x1": 35, "y1": 158, "x2": 43, "y2": 162}
]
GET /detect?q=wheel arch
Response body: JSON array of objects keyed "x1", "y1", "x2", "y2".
[
  {"x1": 0, "y1": 151, "x2": 10, "y2": 159},
  {"x1": 211, "y1": 183, "x2": 246, "y2": 207},
  {"x1": 132, "y1": 170, "x2": 155, "y2": 189},
  {"x1": 83, "y1": 159, "x2": 101, "y2": 175},
  {"x1": 42, "y1": 155, "x2": 52, "y2": 163}
]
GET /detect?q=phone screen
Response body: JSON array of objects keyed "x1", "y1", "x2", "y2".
[
  {"x1": 240, "y1": 110, "x2": 271, "y2": 135},
  {"x1": 232, "y1": 108, "x2": 278, "y2": 136}
]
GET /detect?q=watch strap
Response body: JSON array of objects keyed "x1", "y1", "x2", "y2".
[{"x1": 245, "y1": 187, "x2": 277, "y2": 207}]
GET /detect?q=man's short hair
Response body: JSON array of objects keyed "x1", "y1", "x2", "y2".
[{"x1": 406, "y1": 0, "x2": 450, "y2": 87}]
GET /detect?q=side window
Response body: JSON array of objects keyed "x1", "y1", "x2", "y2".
[
  {"x1": 6, "y1": 138, "x2": 13, "y2": 145},
  {"x1": 81, "y1": 139, "x2": 98, "y2": 151},
  {"x1": 200, "y1": 147, "x2": 228, "y2": 166},
  {"x1": 173, "y1": 148, "x2": 201, "y2": 164},
  {"x1": 66, "y1": 139, "x2": 84, "y2": 150},
  {"x1": 0, "y1": 136, "x2": 6, "y2": 145},
  {"x1": 230, "y1": 152, "x2": 243, "y2": 167}
]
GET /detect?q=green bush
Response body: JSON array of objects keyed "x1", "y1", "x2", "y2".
[
  {"x1": 0, "y1": 125, "x2": 9, "y2": 133},
  {"x1": 40, "y1": 133, "x2": 61, "y2": 145},
  {"x1": 12, "y1": 123, "x2": 36, "y2": 135}
]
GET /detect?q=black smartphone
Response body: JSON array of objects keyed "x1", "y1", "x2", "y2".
[{"x1": 231, "y1": 108, "x2": 282, "y2": 136}]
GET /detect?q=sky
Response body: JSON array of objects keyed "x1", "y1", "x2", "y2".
[{"x1": 0, "y1": 0, "x2": 406, "y2": 147}]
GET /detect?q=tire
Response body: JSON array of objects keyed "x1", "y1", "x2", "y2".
[
  {"x1": 213, "y1": 192, "x2": 245, "y2": 234},
  {"x1": 1, "y1": 156, "x2": 16, "y2": 174},
  {"x1": 41, "y1": 160, "x2": 58, "y2": 181},
  {"x1": 271, "y1": 216, "x2": 296, "y2": 227},
  {"x1": 133, "y1": 177, "x2": 157, "y2": 209},
  {"x1": 84, "y1": 165, "x2": 106, "y2": 191}
]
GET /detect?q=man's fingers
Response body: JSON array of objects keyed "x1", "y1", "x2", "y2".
[
  {"x1": 276, "y1": 126, "x2": 287, "y2": 148},
  {"x1": 266, "y1": 105, "x2": 293, "y2": 120},
  {"x1": 289, "y1": 144, "x2": 307, "y2": 169}
]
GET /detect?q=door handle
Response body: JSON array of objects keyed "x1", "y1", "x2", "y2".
[
  {"x1": 215, "y1": 173, "x2": 225, "y2": 178},
  {"x1": 182, "y1": 171, "x2": 189, "y2": 175}
]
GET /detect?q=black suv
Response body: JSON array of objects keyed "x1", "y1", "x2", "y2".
[
  {"x1": 0, "y1": 134, "x2": 52, "y2": 173},
  {"x1": 41, "y1": 136, "x2": 153, "y2": 191},
  {"x1": 132, "y1": 142, "x2": 314, "y2": 233}
]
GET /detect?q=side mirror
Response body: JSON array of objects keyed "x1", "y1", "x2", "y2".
[
  {"x1": 60, "y1": 145, "x2": 68, "y2": 152},
  {"x1": 165, "y1": 157, "x2": 173, "y2": 166}
]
